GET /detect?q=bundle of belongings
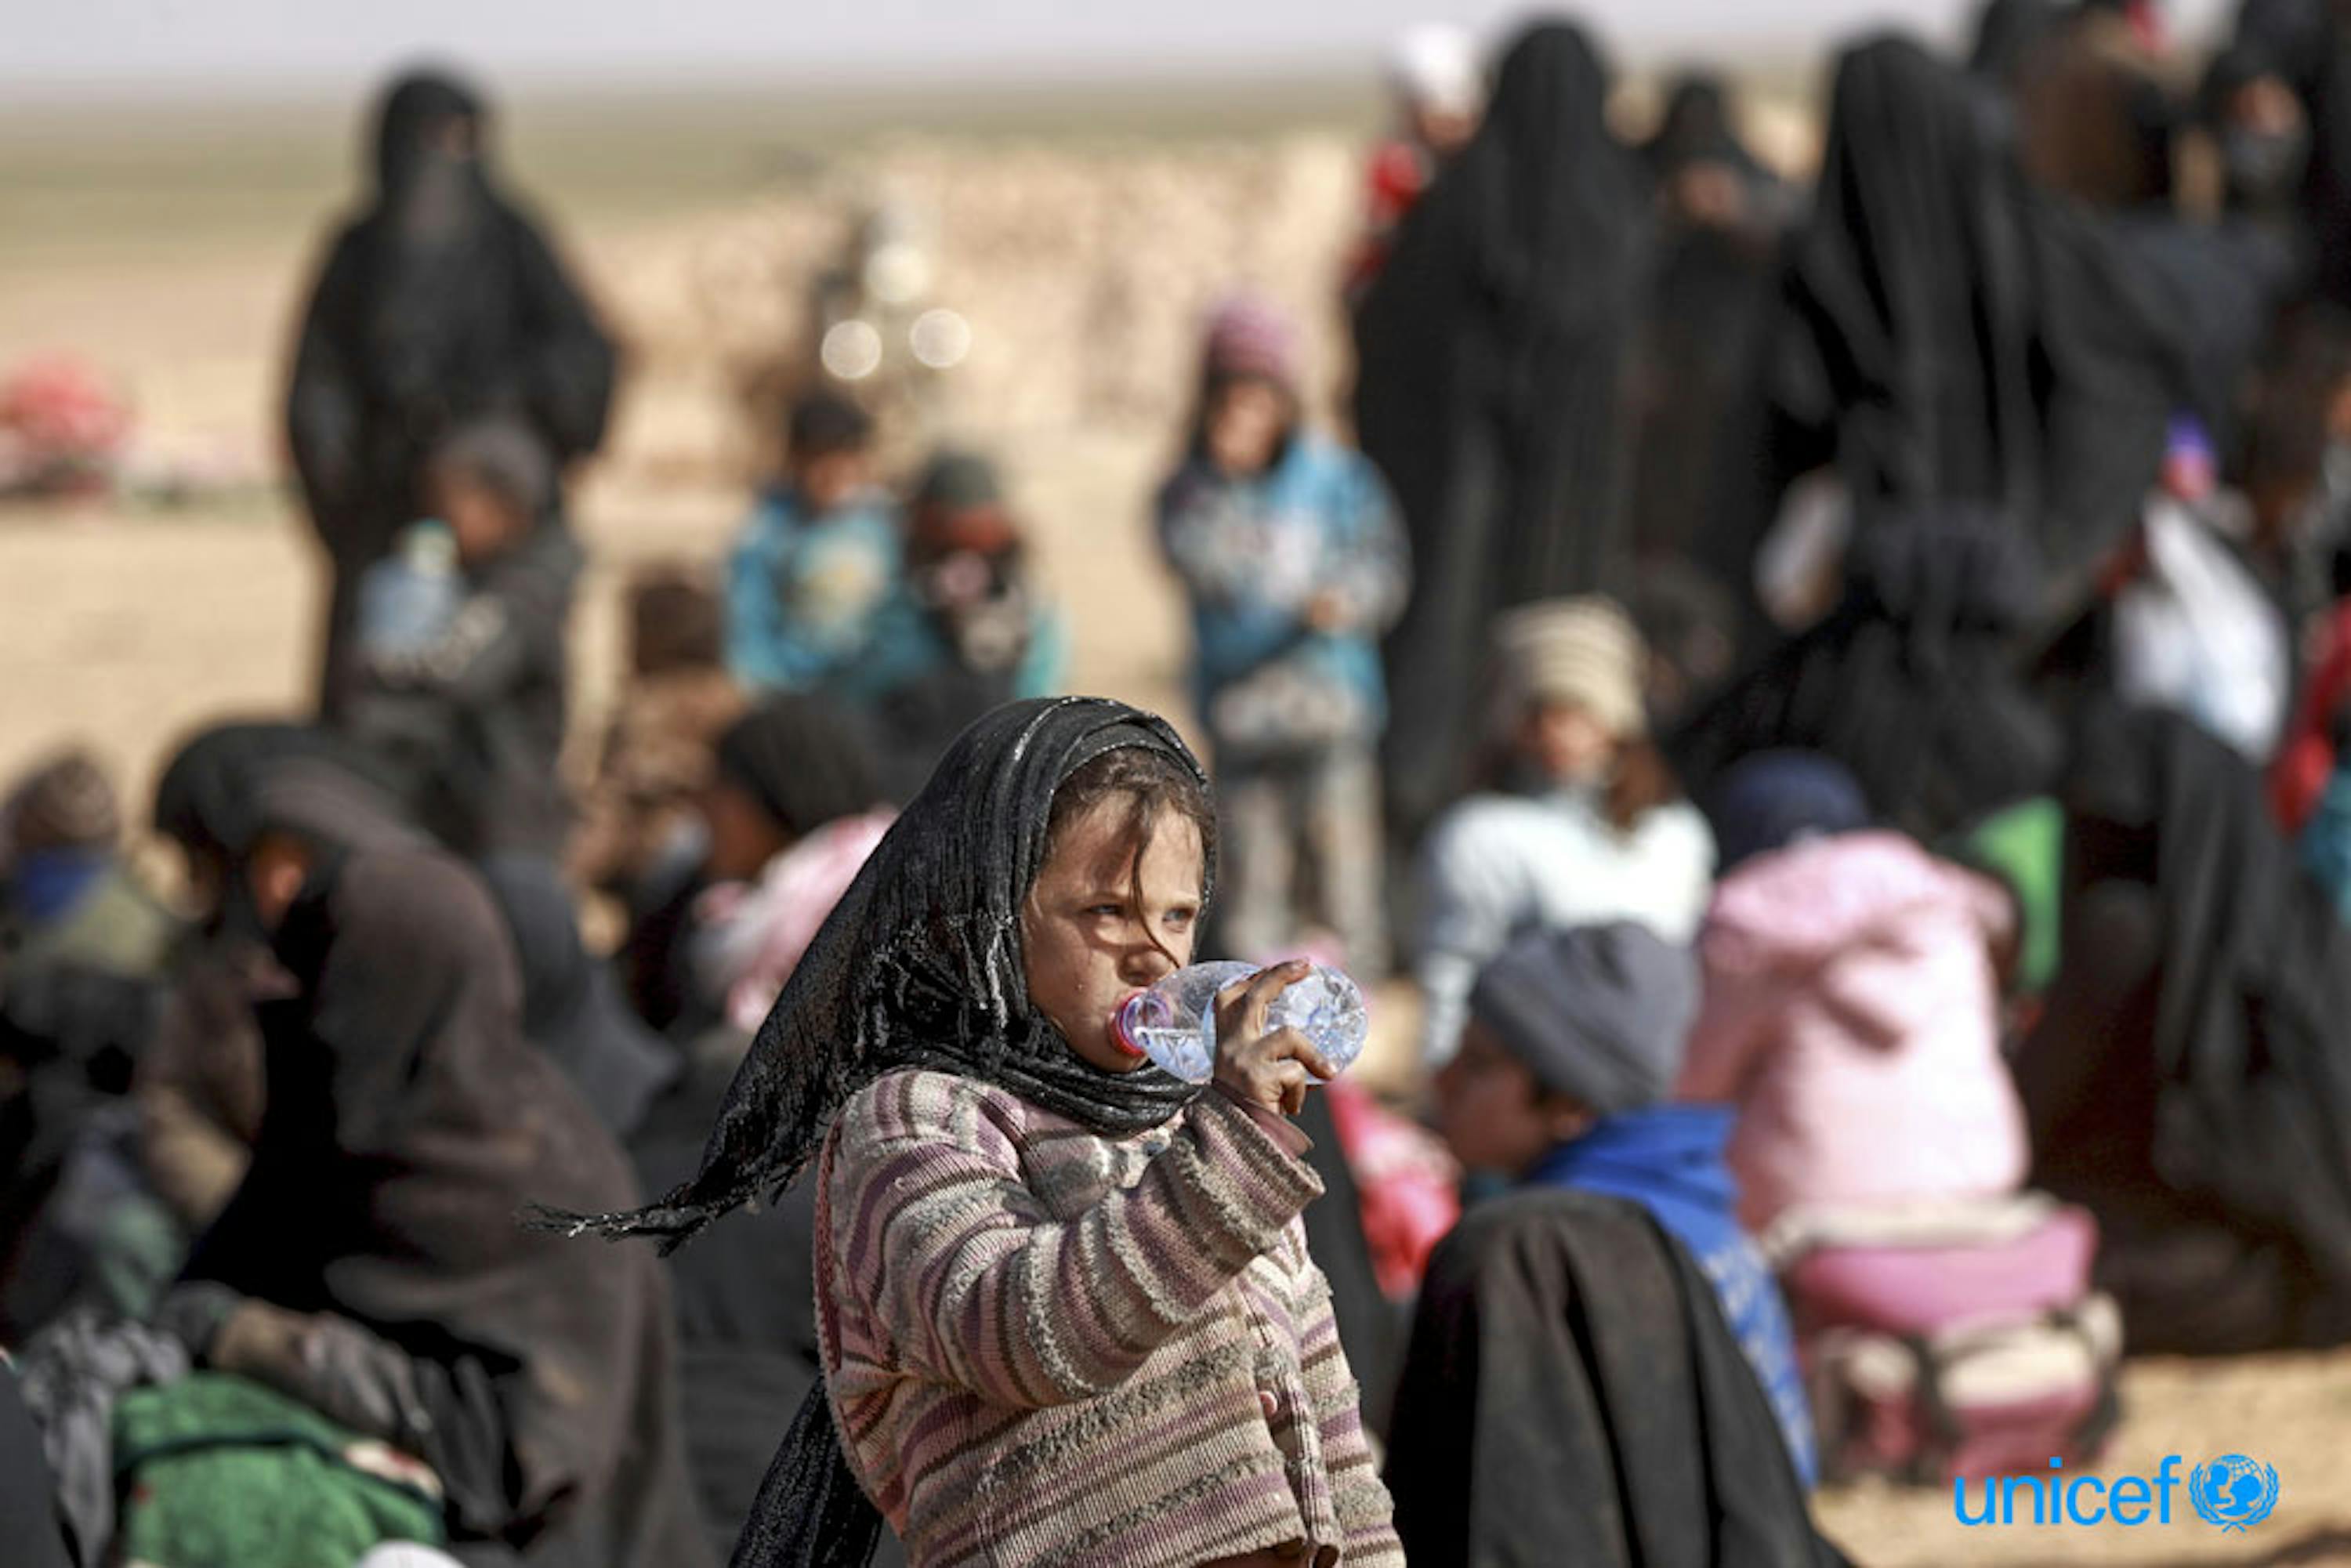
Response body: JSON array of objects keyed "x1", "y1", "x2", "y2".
[
  {"x1": 1763, "y1": 1196, "x2": 2121, "y2": 1483},
  {"x1": 15, "y1": 1308, "x2": 449, "y2": 1568}
]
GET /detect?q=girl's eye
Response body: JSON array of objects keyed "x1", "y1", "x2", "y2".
[
  {"x1": 1164, "y1": 909, "x2": 1197, "y2": 929},
  {"x1": 1088, "y1": 904, "x2": 1125, "y2": 919}
]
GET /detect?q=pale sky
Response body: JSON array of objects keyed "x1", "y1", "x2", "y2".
[{"x1": 5, "y1": 0, "x2": 2234, "y2": 96}]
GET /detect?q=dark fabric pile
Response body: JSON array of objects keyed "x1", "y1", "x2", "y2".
[
  {"x1": 1385, "y1": 1188, "x2": 1846, "y2": 1568},
  {"x1": 2017, "y1": 702, "x2": 2351, "y2": 1353},
  {"x1": 14, "y1": 1309, "x2": 190, "y2": 1568},
  {"x1": 0, "y1": 965, "x2": 169, "y2": 1339},
  {"x1": 1668, "y1": 505, "x2": 2063, "y2": 840},
  {"x1": 288, "y1": 69, "x2": 614, "y2": 717},
  {"x1": 181, "y1": 845, "x2": 707, "y2": 1567},
  {"x1": 1354, "y1": 20, "x2": 1652, "y2": 844}
]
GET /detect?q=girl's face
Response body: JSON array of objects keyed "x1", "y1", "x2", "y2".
[
  {"x1": 1204, "y1": 378, "x2": 1289, "y2": 478},
  {"x1": 1022, "y1": 797, "x2": 1204, "y2": 1074},
  {"x1": 1517, "y1": 700, "x2": 1618, "y2": 785}
]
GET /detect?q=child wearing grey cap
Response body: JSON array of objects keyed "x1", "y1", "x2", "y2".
[{"x1": 1435, "y1": 919, "x2": 1817, "y2": 1486}]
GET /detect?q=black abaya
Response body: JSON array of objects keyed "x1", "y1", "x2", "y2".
[
  {"x1": 1354, "y1": 22, "x2": 1652, "y2": 846},
  {"x1": 1764, "y1": 34, "x2": 2289, "y2": 604},
  {"x1": 288, "y1": 70, "x2": 614, "y2": 719},
  {"x1": 1386, "y1": 1189, "x2": 1846, "y2": 1568}
]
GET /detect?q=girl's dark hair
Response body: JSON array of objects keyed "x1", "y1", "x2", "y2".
[
  {"x1": 1041, "y1": 746, "x2": 1219, "y2": 965},
  {"x1": 788, "y1": 392, "x2": 875, "y2": 461},
  {"x1": 1604, "y1": 737, "x2": 1683, "y2": 832}
]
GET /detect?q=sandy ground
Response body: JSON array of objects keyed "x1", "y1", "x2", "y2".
[{"x1": 4, "y1": 83, "x2": 2350, "y2": 1566}]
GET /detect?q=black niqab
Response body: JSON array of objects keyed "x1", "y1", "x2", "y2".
[
  {"x1": 1386, "y1": 1189, "x2": 1846, "y2": 1568},
  {"x1": 1354, "y1": 21, "x2": 1650, "y2": 844},
  {"x1": 1642, "y1": 75, "x2": 1765, "y2": 182},
  {"x1": 1768, "y1": 33, "x2": 2290, "y2": 602},
  {"x1": 1782, "y1": 36, "x2": 2041, "y2": 520}
]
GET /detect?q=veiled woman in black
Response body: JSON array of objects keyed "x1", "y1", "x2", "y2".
[
  {"x1": 151, "y1": 735, "x2": 708, "y2": 1566},
  {"x1": 1765, "y1": 34, "x2": 2288, "y2": 607},
  {"x1": 1625, "y1": 74, "x2": 1801, "y2": 702},
  {"x1": 1353, "y1": 20, "x2": 1652, "y2": 853},
  {"x1": 287, "y1": 68, "x2": 615, "y2": 718}
]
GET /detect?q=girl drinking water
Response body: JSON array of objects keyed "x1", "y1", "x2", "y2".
[{"x1": 563, "y1": 697, "x2": 1401, "y2": 1568}]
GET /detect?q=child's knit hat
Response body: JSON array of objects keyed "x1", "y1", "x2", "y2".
[{"x1": 1468, "y1": 921, "x2": 1698, "y2": 1114}]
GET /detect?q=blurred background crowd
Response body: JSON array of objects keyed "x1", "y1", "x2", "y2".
[{"x1": 9, "y1": 0, "x2": 2351, "y2": 1561}]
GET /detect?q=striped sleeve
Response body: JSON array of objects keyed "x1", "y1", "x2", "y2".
[
  {"x1": 831, "y1": 1073, "x2": 1324, "y2": 1410},
  {"x1": 1291, "y1": 1251, "x2": 1404, "y2": 1563}
]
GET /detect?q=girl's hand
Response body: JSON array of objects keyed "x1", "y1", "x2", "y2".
[{"x1": 1211, "y1": 960, "x2": 1337, "y2": 1117}]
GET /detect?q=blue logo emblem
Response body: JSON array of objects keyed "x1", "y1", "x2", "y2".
[{"x1": 2190, "y1": 1455, "x2": 2280, "y2": 1533}]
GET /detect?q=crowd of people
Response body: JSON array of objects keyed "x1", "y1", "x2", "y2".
[{"x1": 8, "y1": 2, "x2": 2351, "y2": 1563}]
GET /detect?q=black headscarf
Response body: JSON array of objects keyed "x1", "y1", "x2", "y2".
[
  {"x1": 1781, "y1": 35, "x2": 2041, "y2": 521},
  {"x1": 2052, "y1": 704, "x2": 2351, "y2": 1322},
  {"x1": 153, "y1": 722, "x2": 416, "y2": 873},
  {"x1": 1355, "y1": 20, "x2": 1650, "y2": 846},
  {"x1": 1669, "y1": 504, "x2": 2062, "y2": 842},
  {"x1": 182, "y1": 846, "x2": 708, "y2": 1566},
  {"x1": 713, "y1": 697, "x2": 888, "y2": 842},
  {"x1": 1642, "y1": 74, "x2": 1765, "y2": 183},
  {"x1": 1386, "y1": 1189, "x2": 1847, "y2": 1568}
]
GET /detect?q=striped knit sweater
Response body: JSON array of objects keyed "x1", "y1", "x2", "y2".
[{"x1": 815, "y1": 1067, "x2": 1404, "y2": 1568}]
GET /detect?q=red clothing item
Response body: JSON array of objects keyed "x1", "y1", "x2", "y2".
[
  {"x1": 2273, "y1": 597, "x2": 2351, "y2": 831},
  {"x1": 1324, "y1": 1077, "x2": 1458, "y2": 1298},
  {"x1": 1343, "y1": 140, "x2": 1433, "y2": 301}
]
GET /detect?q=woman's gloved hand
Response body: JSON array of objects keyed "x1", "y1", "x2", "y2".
[{"x1": 168, "y1": 1287, "x2": 430, "y2": 1449}]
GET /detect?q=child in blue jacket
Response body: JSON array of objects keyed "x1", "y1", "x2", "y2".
[
  {"x1": 726, "y1": 393, "x2": 900, "y2": 693},
  {"x1": 1436, "y1": 921, "x2": 1820, "y2": 1487},
  {"x1": 1155, "y1": 295, "x2": 1409, "y2": 974}
]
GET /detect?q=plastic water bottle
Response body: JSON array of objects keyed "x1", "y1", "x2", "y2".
[
  {"x1": 357, "y1": 520, "x2": 462, "y2": 659},
  {"x1": 1113, "y1": 961, "x2": 1369, "y2": 1085}
]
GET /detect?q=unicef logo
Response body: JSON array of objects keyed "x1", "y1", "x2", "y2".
[{"x1": 2191, "y1": 1454, "x2": 2280, "y2": 1533}]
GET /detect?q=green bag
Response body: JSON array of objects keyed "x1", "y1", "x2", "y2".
[{"x1": 111, "y1": 1371, "x2": 446, "y2": 1568}]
